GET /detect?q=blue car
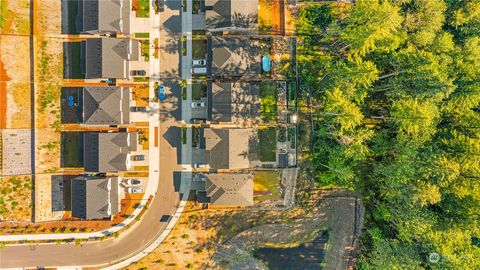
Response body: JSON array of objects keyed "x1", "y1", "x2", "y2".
[{"x1": 158, "y1": 85, "x2": 166, "y2": 101}]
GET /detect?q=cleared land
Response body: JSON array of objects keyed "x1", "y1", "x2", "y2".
[
  {"x1": 126, "y1": 190, "x2": 362, "y2": 270},
  {"x1": 0, "y1": 0, "x2": 32, "y2": 130},
  {"x1": 0, "y1": 176, "x2": 33, "y2": 221},
  {"x1": 253, "y1": 171, "x2": 281, "y2": 202}
]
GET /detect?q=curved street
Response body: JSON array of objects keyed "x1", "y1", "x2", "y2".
[{"x1": 0, "y1": 1, "x2": 186, "y2": 268}]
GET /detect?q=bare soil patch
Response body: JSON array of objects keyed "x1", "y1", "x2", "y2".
[{"x1": 0, "y1": 175, "x2": 33, "y2": 221}]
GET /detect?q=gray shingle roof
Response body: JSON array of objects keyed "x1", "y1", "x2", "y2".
[
  {"x1": 80, "y1": 0, "x2": 131, "y2": 34},
  {"x1": 71, "y1": 176, "x2": 120, "y2": 220},
  {"x1": 82, "y1": 86, "x2": 131, "y2": 125},
  {"x1": 205, "y1": 0, "x2": 258, "y2": 31},
  {"x1": 204, "y1": 128, "x2": 252, "y2": 169},
  {"x1": 83, "y1": 132, "x2": 138, "y2": 172},
  {"x1": 204, "y1": 173, "x2": 253, "y2": 206},
  {"x1": 85, "y1": 38, "x2": 139, "y2": 79},
  {"x1": 211, "y1": 36, "x2": 261, "y2": 78},
  {"x1": 210, "y1": 82, "x2": 260, "y2": 122}
]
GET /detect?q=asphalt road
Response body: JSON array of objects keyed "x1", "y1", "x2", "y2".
[{"x1": 0, "y1": 1, "x2": 183, "y2": 268}]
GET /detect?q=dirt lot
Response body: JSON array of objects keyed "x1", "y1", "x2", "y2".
[
  {"x1": 33, "y1": 0, "x2": 63, "y2": 174},
  {"x1": 126, "y1": 190, "x2": 363, "y2": 270},
  {"x1": 0, "y1": 0, "x2": 32, "y2": 129},
  {"x1": 0, "y1": 175, "x2": 33, "y2": 221}
]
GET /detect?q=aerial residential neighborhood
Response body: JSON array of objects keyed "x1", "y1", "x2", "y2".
[{"x1": 1, "y1": 0, "x2": 479, "y2": 270}]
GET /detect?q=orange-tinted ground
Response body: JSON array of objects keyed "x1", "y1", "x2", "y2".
[
  {"x1": 259, "y1": 0, "x2": 284, "y2": 35},
  {"x1": 0, "y1": 58, "x2": 10, "y2": 128}
]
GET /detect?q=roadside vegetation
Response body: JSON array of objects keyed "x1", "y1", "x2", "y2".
[{"x1": 297, "y1": 1, "x2": 480, "y2": 269}]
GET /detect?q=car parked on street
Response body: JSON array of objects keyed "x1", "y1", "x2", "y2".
[
  {"x1": 158, "y1": 85, "x2": 166, "y2": 101},
  {"x1": 191, "y1": 102, "x2": 205, "y2": 108},
  {"x1": 123, "y1": 178, "x2": 143, "y2": 186},
  {"x1": 127, "y1": 187, "x2": 144, "y2": 193},
  {"x1": 192, "y1": 59, "x2": 206, "y2": 66}
]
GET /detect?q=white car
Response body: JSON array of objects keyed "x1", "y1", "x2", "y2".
[
  {"x1": 193, "y1": 163, "x2": 207, "y2": 169},
  {"x1": 127, "y1": 187, "x2": 144, "y2": 193},
  {"x1": 124, "y1": 178, "x2": 142, "y2": 186},
  {"x1": 192, "y1": 59, "x2": 206, "y2": 66},
  {"x1": 191, "y1": 102, "x2": 205, "y2": 108}
]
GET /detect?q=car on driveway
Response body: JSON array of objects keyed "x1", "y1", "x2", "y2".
[
  {"x1": 123, "y1": 178, "x2": 143, "y2": 186},
  {"x1": 153, "y1": 0, "x2": 165, "y2": 12},
  {"x1": 193, "y1": 163, "x2": 207, "y2": 169},
  {"x1": 158, "y1": 85, "x2": 166, "y2": 101},
  {"x1": 192, "y1": 59, "x2": 207, "y2": 66},
  {"x1": 127, "y1": 187, "x2": 144, "y2": 193},
  {"x1": 130, "y1": 106, "x2": 147, "y2": 112},
  {"x1": 131, "y1": 70, "x2": 146, "y2": 76},
  {"x1": 132, "y1": 155, "x2": 146, "y2": 161},
  {"x1": 191, "y1": 67, "x2": 207, "y2": 75},
  {"x1": 191, "y1": 102, "x2": 205, "y2": 108}
]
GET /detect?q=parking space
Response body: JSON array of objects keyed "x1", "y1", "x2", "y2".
[{"x1": 120, "y1": 176, "x2": 148, "y2": 195}]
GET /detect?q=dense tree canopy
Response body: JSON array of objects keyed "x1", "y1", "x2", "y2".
[{"x1": 297, "y1": 0, "x2": 480, "y2": 269}]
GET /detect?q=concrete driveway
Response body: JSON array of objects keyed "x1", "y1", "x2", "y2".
[{"x1": 0, "y1": 2, "x2": 186, "y2": 268}]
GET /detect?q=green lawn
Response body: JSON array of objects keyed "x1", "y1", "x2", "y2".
[
  {"x1": 258, "y1": 127, "x2": 277, "y2": 162},
  {"x1": 254, "y1": 171, "x2": 281, "y2": 201},
  {"x1": 141, "y1": 40, "x2": 150, "y2": 61},
  {"x1": 260, "y1": 82, "x2": 277, "y2": 122},
  {"x1": 63, "y1": 42, "x2": 84, "y2": 79},
  {"x1": 192, "y1": 82, "x2": 207, "y2": 100},
  {"x1": 192, "y1": 39, "x2": 207, "y2": 59},
  {"x1": 0, "y1": 0, "x2": 7, "y2": 28},
  {"x1": 137, "y1": 0, "x2": 150, "y2": 17},
  {"x1": 135, "y1": 32, "x2": 150, "y2": 39},
  {"x1": 65, "y1": 0, "x2": 79, "y2": 34},
  {"x1": 61, "y1": 132, "x2": 84, "y2": 167}
]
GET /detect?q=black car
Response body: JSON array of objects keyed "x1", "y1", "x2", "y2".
[
  {"x1": 189, "y1": 118, "x2": 206, "y2": 124},
  {"x1": 131, "y1": 70, "x2": 146, "y2": 76}
]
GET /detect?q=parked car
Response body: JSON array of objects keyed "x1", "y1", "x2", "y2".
[
  {"x1": 131, "y1": 70, "x2": 146, "y2": 76},
  {"x1": 190, "y1": 67, "x2": 207, "y2": 75},
  {"x1": 192, "y1": 59, "x2": 207, "y2": 66},
  {"x1": 127, "y1": 187, "x2": 144, "y2": 193},
  {"x1": 124, "y1": 178, "x2": 142, "y2": 186},
  {"x1": 193, "y1": 163, "x2": 207, "y2": 169},
  {"x1": 100, "y1": 78, "x2": 116, "y2": 85},
  {"x1": 158, "y1": 85, "x2": 166, "y2": 101},
  {"x1": 132, "y1": 155, "x2": 146, "y2": 161},
  {"x1": 191, "y1": 102, "x2": 205, "y2": 108},
  {"x1": 153, "y1": 0, "x2": 165, "y2": 12},
  {"x1": 189, "y1": 118, "x2": 206, "y2": 124},
  {"x1": 130, "y1": 106, "x2": 147, "y2": 112}
]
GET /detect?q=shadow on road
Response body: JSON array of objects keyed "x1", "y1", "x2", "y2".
[{"x1": 163, "y1": 126, "x2": 182, "y2": 164}]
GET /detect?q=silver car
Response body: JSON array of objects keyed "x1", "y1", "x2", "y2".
[{"x1": 127, "y1": 187, "x2": 144, "y2": 193}]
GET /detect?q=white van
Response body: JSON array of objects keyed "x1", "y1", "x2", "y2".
[{"x1": 191, "y1": 67, "x2": 207, "y2": 75}]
